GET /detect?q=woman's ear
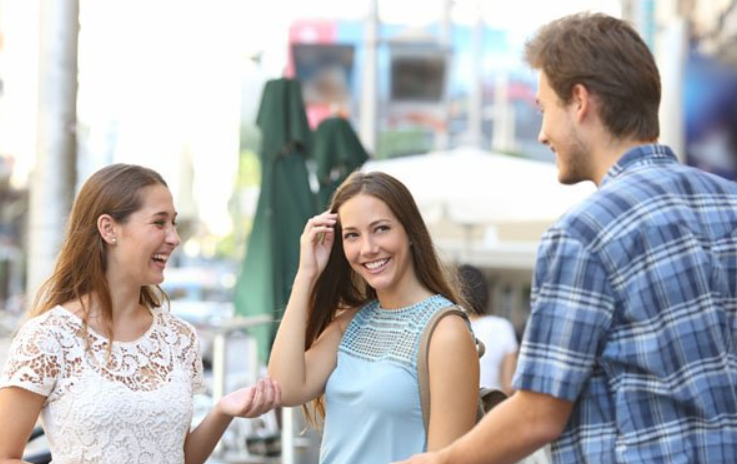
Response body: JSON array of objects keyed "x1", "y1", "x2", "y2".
[{"x1": 97, "y1": 214, "x2": 117, "y2": 245}]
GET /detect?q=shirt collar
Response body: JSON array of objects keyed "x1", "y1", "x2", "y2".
[{"x1": 600, "y1": 144, "x2": 678, "y2": 187}]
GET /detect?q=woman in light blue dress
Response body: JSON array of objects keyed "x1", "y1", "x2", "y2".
[{"x1": 269, "y1": 171, "x2": 479, "y2": 464}]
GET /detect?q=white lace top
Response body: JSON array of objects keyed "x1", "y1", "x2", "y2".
[{"x1": 0, "y1": 305, "x2": 204, "y2": 464}]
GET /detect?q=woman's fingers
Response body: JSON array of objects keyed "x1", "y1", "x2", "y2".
[
  {"x1": 305, "y1": 212, "x2": 337, "y2": 232},
  {"x1": 259, "y1": 378, "x2": 280, "y2": 414},
  {"x1": 272, "y1": 379, "x2": 282, "y2": 408},
  {"x1": 218, "y1": 376, "x2": 289, "y2": 419},
  {"x1": 302, "y1": 213, "x2": 338, "y2": 248},
  {"x1": 263, "y1": 378, "x2": 275, "y2": 405},
  {"x1": 246, "y1": 378, "x2": 279, "y2": 417},
  {"x1": 250, "y1": 378, "x2": 265, "y2": 414}
]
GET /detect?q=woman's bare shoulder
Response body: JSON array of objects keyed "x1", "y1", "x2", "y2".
[{"x1": 332, "y1": 306, "x2": 361, "y2": 334}]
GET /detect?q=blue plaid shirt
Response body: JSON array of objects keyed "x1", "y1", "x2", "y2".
[{"x1": 514, "y1": 144, "x2": 737, "y2": 463}]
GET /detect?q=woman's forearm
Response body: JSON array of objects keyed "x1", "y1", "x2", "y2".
[
  {"x1": 266, "y1": 272, "x2": 315, "y2": 404},
  {"x1": 183, "y1": 406, "x2": 232, "y2": 464}
]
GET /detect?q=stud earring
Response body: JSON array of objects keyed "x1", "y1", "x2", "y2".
[{"x1": 111, "y1": 237, "x2": 117, "y2": 244}]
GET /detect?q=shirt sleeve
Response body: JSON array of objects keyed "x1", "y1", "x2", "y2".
[
  {"x1": 0, "y1": 318, "x2": 61, "y2": 398},
  {"x1": 513, "y1": 228, "x2": 615, "y2": 401}
]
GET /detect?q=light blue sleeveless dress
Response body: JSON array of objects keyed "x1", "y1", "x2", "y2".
[{"x1": 319, "y1": 294, "x2": 452, "y2": 464}]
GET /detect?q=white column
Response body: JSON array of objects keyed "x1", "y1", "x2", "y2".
[
  {"x1": 656, "y1": 18, "x2": 688, "y2": 160},
  {"x1": 491, "y1": 72, "x2": 516, "y2": 154},
  {"x1": 655, "y1": 0, "x2": 688, "y2": 161},
  {"x1": 467, "y1": 4, "x2": 484, "y2": 149},
  {"x1": 435, "y1": 0, "x2": 453, "y2": 150},
  {"x1": 281, "y1": 407, "x2": 295, "y2": 464},
  {"x1": 27, "y1": 0, "x2": 79, "y2": 299},
  {"x1": 359, "y1": 0, "x2": 379, "y2": 154}
]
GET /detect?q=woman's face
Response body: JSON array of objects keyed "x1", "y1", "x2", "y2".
[
  {"x1": 338, "y1": 193, "x2": 416, "y2": 299},
  {"x1": 107, "y1": 184, "x2": 180, "y2": 287}
]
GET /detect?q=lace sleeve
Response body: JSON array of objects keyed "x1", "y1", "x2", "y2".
[
  {"x1": 190, "y1": 330, "x2": 205, "y2": 394},
  {"x1": 169, "y1": 314, "x2": 206, "y2": 394},
  {"x1": 0, "y1": 317, "x2": 62, "y2": 398}
]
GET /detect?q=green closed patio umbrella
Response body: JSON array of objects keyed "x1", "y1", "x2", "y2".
[
  {"x1": 313, "y1": 116, "x2": 370, "y2": 210},
  {"x1": 235, "y1": 78, "x2": 316, "y2": 363}
]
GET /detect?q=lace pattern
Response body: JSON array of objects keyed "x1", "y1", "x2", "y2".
[{"x1": 0, "y1": 306, "x2": 204, "y2": 464}]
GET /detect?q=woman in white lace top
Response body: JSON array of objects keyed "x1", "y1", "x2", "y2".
[{"x1": 0, "y1": 164, "x2": 280, "y2": 464}]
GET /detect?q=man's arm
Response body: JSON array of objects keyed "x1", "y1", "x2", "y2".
[{"x1": 395, "y1": 390, "x2": 572, "y2": 464}]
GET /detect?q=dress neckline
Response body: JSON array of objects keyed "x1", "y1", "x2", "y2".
[
  {"x1": 375, "y1": 294, "x2": 445, "y2": 314},
  {"x1": 53, "y1": 305, "x2": 158, "y2": 346}
]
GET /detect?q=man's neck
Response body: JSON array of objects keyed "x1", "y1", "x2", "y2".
[{"x1": 591, "y1": 138, "x2": 657, "y2": 186}]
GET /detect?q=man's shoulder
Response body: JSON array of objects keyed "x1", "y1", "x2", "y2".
[
  {"x1": 613, "y1": 157, "x2": 737, "y2": 199},
  {"x1": 542, "y1": 188, "x2": 615, "y2": 249},
  {"x1": 549, "y1": 162, "x2": 737, "y2": 246}
]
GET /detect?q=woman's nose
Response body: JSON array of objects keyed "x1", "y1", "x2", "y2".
[
  {"x1": 167, "y1": 225, "x2": 181, "y2": 248},
  {"x1": 360, "y1": 235, "x2": 378, "y2": 255}
]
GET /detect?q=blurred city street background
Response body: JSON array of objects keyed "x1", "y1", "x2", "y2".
[{"x1": 0, "y1": 0, "x2": 735, "y2": 463}]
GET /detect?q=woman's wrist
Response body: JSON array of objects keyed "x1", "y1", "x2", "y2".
[
  {"x1": 212, "y1": 400, "x2": 228, "y2": 418},
  {"x1": 293, "y1": 270, "x2": 319, "y2": 288},
  {"x1": 212, "y1": 400, "x2": 236, "y2": 423}
]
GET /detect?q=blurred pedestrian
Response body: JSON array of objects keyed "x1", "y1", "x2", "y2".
[
  {"x1": 0, "y1": 164, "x2": 280, "y2": 464},
  {"x1": 458, "y1": 264, "x2": 517, "y2": 395},
  {"x1": 395, "y1": 12, "x2": 737, "y2": 464},
  {"x1": 268, "y1": 171, "x2": 479, "y2": 464}
]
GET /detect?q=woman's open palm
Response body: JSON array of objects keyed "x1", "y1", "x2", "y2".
[{"x1": 217, "y1": 377, "x2": 281, "y2": 419}]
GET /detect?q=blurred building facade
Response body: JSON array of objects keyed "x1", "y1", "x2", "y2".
[{"x1": 0, "y1": 0, "x2": 733, "y2": 334}]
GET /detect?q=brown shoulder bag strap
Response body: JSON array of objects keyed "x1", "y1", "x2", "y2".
[{"x1": 417, "y1": 305, "x2": 482, "y2": 434}]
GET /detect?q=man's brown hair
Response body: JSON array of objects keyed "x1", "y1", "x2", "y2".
[{"x1": 525, "y1": 12, "x2": 661, "y2": 141}]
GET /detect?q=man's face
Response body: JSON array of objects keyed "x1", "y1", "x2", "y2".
[{"x1": 536, "y1": 72, "x2": 593, "y2": 185}]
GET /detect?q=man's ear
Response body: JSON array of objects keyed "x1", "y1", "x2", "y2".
[
  {"x1": 97, "y1": 214, "x2": 117, "y2": 245},
  {"x1": 570, "y1": 83, "x2": 591, "y2": 123}
]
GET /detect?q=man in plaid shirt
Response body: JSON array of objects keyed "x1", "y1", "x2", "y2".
[{"x1": 396, "y1": 12, "x2": 737, "y2": 464}]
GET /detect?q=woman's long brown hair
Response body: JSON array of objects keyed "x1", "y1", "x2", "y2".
[
  {"x1": 304, "y1": 171, "x2": 467, "y2": 424},
  {"x1": 28, "y1": 164, "x2": 170, "y2": 350}
]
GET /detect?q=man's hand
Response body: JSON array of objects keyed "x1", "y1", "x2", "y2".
[{"x1": 394, "y1": 390, "x2": 572, "y2": 464}]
